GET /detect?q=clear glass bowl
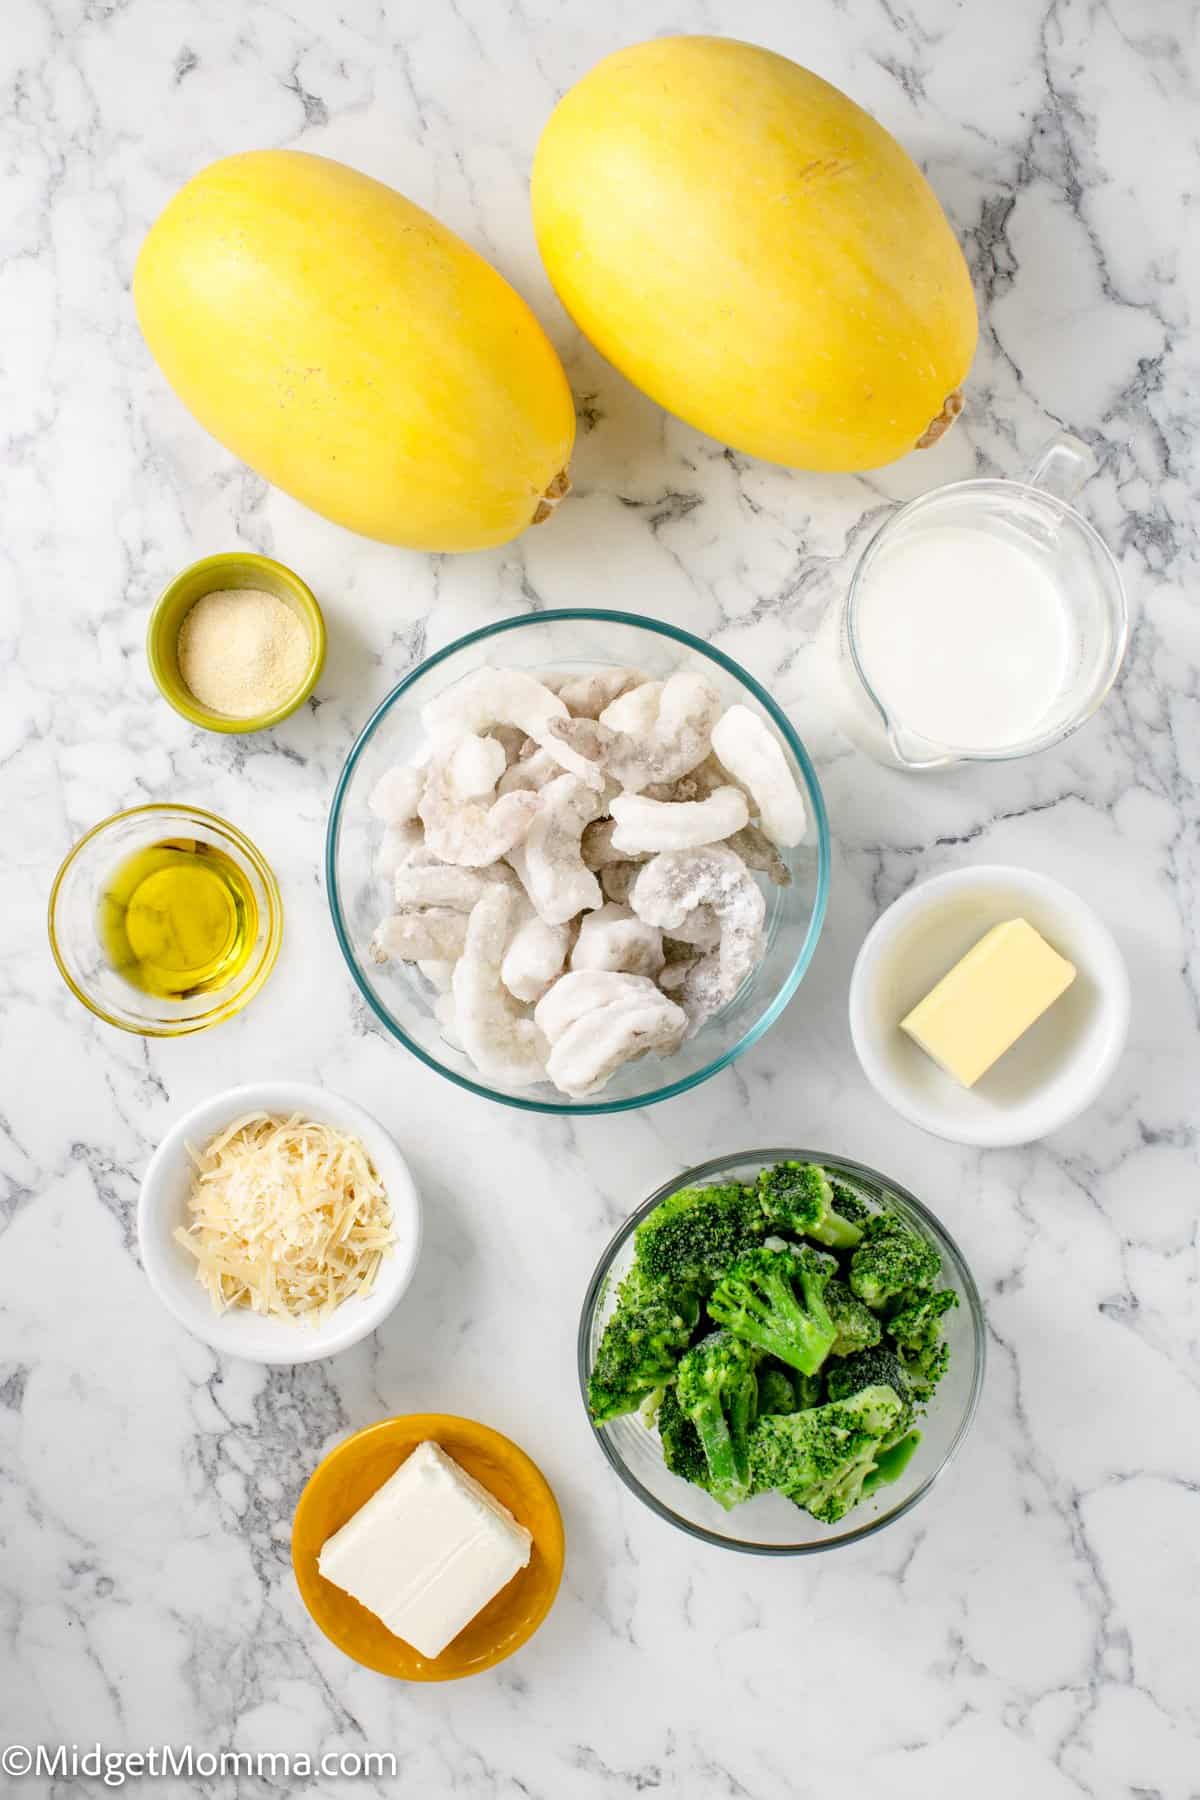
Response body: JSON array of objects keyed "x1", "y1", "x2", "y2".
[
  {"x1": 48, "y1": 804, "x2": 283, "y2": 1036},
  {"x1": 326, "y1": 611, "x2": 830, "y2": 1114},
  {"x1": 578, "y1": 1149, "x2": 985, "y2": 1553}
]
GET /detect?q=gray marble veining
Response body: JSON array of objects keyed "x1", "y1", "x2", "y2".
[{"x1": 2, "y1": 0, "x2": 1198, "y2": 1795}]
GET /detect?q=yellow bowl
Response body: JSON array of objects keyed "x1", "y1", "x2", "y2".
[
  {"x1": 292, "y1": 1415, "x2": 564, "y2": 1680},
  {"x1": 147, "y1": 552, "x2": 326, "y2": 733}
]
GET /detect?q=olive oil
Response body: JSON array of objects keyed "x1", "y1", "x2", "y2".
[{"x1": 98, "y1": 840, "x2": 258, "y2": 998}]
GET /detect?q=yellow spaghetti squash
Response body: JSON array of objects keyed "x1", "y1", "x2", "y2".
[
  {"x1": 135, "y1": 151, "x2": 575, "y2": 552},
  {"x1": 532, "y1": 37, "x2": 977, "y2": 471}
]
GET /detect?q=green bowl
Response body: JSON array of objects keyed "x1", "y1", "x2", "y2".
[{"x1": 147, "y1": 552, "x2": 326, "y2": 734}]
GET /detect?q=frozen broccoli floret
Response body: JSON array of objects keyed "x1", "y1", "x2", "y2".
[
  {"x1": 588, "y1": 1269, "x2": 700, "y2": 1423},
  {"x1": 849, "y1": 1212, "x2": 941, "y2": 1310},
  {"x1": 825, "y1": 1278, "x2": 883, "y2": 1357},
  {"x1": 708, "y1": 1240, "x2": 837, "y2": 1376},
  {"x1": 755, "y1": 1162, "x2": 863, "y2": 1251},
  {"x1": 656, "y1": 1383, "x2": 710, "y2": 1491},
  {"x1": 829, "y1": 1181, "x2": 871, "y2": 1228},
  {"x1": 634, "y1": 1182, "x2": 762, "y2": 1299},
  {"x1": 749, "y1": 1385, "x2": 904, "y2": 1522},
  {"x1": 755, "y1": 1365, "x2": 798, "y2": 1418},
  {"x1": 887, "y1": 1288, "x2": 958, "y2": 1397},
  {"x1": 825, "y1": 1345, "x2": 914, "y2": 1436},
  {"x1": 675, "y1": 1331, "x2": 760, "y2": 1509}
]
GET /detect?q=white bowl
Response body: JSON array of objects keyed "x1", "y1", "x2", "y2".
[
  {"x1": 849, "y1": 865, "x2": 1130, "y2": 1147},
  {"x1": 137, "y1": 1082, "x2": 422, "y2": 1363}
]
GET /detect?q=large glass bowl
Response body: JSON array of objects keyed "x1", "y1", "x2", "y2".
[
  {"x1": 326, "y1": 612, "x2": 830, "y2": 1114},
  {"x1": 578, "y1": 1149, "x2": 985, "y2": 1553}
]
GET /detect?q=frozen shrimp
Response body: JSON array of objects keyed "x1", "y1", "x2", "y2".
[
  {"x1": 501, "y1": 903, "x2": 573, "y2": 1004},
  {"x1": 547, "y1": 667, "x2": 651, "y2": 719},
  {"x1": 570, "y1": 902, "x2": 665, "y2": 978},
  {"x1": 534, "y1": 969, "x2": 667, "y2": 1044},
  {"x1": 545, "y1": 991, "x2": 688, "y2": 1098},
  {"x1": 376, "y1": 820, "x2": 424, "y2": 881},
  {"x1": 418, "y1": 738, "x2": 540, "y2": 867},
  {"x1": 368, "y1": 764, "x2": 424, "y2": 825},
  {"x1": 549, "y1": 671, "x2": 721, "y2": 792},
  {"x1": 609, "y1": 785, "x2": 749, "y2": 854},
  {"x1": 599, "y1": 680, "x2": 663, "y2": 736},
  {"x1": 370, "y1": 908, "x2": 470, "y2": 965},
  {"x1": 392, "y1": 862, "x2": 493, "y2": 912},
  {"x1": 710, "y1": 706, "x2": 807, "y2": 847},
  {"x1": 452, "y1": 885, "x2": 549, "y2": 1087},
  {"x1": 446, "y1": 732, "x2": 507, "y2": 802},
  {"x1": 497, "y1": 745, "x2": 563, "y2": 796},
  {"x1": 662, "y1": 904, "x2": 721, "y2": 950},
  {"x1": 509, "y1": 772, "x2": 605, "y2": 925},
  {"x1": 631, "y1": 845, "x2": 766, "y2": 1030},
  {"x1": 422, "y1": 667, "x2": 601, "y2": 786}
]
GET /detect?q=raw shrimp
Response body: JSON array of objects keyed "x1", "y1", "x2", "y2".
[
  {"x1": 376, "y1": 820, "x2": 424, "y2": 881},
  {"x1": 501, "y1": 903, "x2": 573, "y2": 1004},
  {"x1": 446, "y1": 733, "x2": 507, "y2": 802},
  {"x1": 392, "y1": 863, "x2": 493, "y2": 912},
  {"x1": 534, "y1": 970, "x2": 668, "y2": 1043},
  {"x1": 547, "y1": 667, "x2": 650, "y2": 719},
  {"x1": 662, "y1": 905, "x2": 721, "y2": 950},
  {"x1": 710, "y1": 706, "x2": 807, "y2": 847},
  {"x1": 570, "y1": 903, "x2": 664, "y2": 978},
  {"x1": 370, "y1": 909, "x2": 470, "y2": 965},
  {"x1": 631, "y1": 845, "x2": 766, "y2": 1030},
  {"x1": 497, "y1": 745, "x2": 563, "y2": 796},
  {"x1": 549, "y1": 671, "x2": 721, "y2": 792},
  {"x1": 418, "y1": 737, "x2": 540, "y2": 867},
  {"x1": 452, "y1": 885, "x2": 549, "y2": 1087},
  {"x1": 609, "y1": 785, "x2": 749, "y2": 854},
  {"x1": 545, "y1": 991, "x2": 688, "y2": 1098},
  {"x1": 488, "y1": 724, "x2": 528, "y2": 766},
  {"x1": 599, "y1": 681, "x2": 663, "y2": 735},
  {"x1": 421, "y1": 667, "x2": 602, "y2": 786},
  {"x1": 508, "y1": 772, "x2": 605, "y2": 925},
  {"x1": 368, "y1": 764, "x2": 424, "y2": 824}
]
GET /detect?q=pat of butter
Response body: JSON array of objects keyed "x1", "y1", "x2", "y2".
[
  {"x1": 317, "y1": 1441, "x2": 533, "y2": 1660},
  {"x1": 900, "y1": 918, "x2": 1076, "y2": 1088}
]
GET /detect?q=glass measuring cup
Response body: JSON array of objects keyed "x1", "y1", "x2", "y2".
[{"x1": 840, "y1": 434, "x2": 1128, "y2": 770}]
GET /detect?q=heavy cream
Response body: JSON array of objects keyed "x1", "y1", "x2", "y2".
[{"x1": 852, "y1": 526, "x2": 1073, "y2": 753}]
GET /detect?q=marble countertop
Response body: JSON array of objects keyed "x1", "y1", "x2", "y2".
[{"x1": 4, "y1": 0, "x2": 1198, "y2": 1794}]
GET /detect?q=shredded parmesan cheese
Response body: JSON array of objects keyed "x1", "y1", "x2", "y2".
[{"x1": 175, "y1": 1112, "x2": 394, "y2": 1324}]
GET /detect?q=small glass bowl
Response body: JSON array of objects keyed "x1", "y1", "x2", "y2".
[
  {"x1": 48, "y1": 803, "x2": 283, "y2": 1036},
  {"x1": 147, "y1": 552, "x2": 326, "y2": 734},
  {"x1": 578, "y1": 1149, "x2": 985, "y2": 1554},
  {"x1": 326, "y1": 610, "x2": 830, "y2": 1115}
]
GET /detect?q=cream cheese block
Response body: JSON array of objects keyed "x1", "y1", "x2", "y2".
[
  {"x1": 317, "y1": 1440, "x2": 533, "y2": 1658},
  {"x1": 900, "y1": 917, "x2": 1076, "y2": 1088}
]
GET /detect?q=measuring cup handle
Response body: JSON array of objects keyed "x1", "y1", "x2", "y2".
[{"x1": 1023, "y1": 432, "x2": 1097, "y2": 502}]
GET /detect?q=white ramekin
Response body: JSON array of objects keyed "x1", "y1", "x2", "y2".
[
  {"x1": 849, "y1": 865, "x2": 1130, "y2": 1148},
  {"x1": 138, "y1": 1081, "x2": 422, "y2": 1364}
]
